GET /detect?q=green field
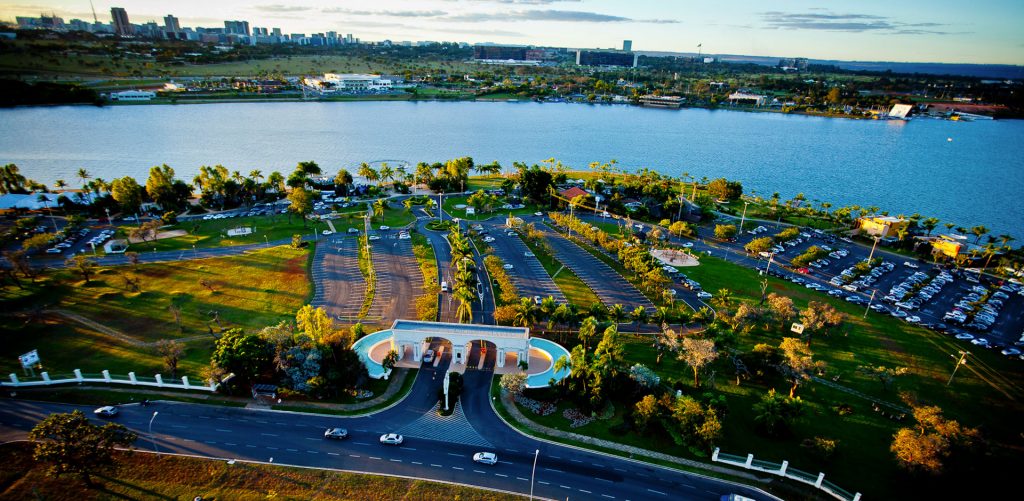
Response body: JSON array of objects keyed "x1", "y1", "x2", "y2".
[
  {"x1": 0, "y1": 441, "x2": 519, "y2": 501},
  {"x1": 115, "y1": 212, "x2": 349, "y2": 253},
  {"x1": 0, "y1": 245, "x2": 311, "y2": 378},
  {"x1": 512, "y1": 252, "x2": 1024, "y2": 498}
]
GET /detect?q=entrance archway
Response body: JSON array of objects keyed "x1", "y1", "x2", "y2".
[{"x1": 465, "y1": 340, "x2": 497, "y2": 370}]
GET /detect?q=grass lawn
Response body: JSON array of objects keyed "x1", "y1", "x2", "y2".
[
  {"x1": 466, "y1": 176, "x2": 506, "y2": 191},
  {"x1": 368, "y1": 206, "x2": 417, "y2": 229},
  {"x1": 3, "y1": 387, "x2": 245, "y2": 408},
  {"x1": 516, "y1": 253, "x2": 1024, "y2": 498},
  {"x1": 0, "y1": 245, "x2": 311, "y2": 378},
  {"x1": 442, "y1": 195, "x2": 542, "y2": 221},
  {"x1": 0, "y1": 441, "x2": 519, "y2": 501},
  {"x1": 117, "y1": 212, "x2": 360, "y2": 253},
  {"x1": 272, "y1": 369, "x2": 419, "y2": 416}
]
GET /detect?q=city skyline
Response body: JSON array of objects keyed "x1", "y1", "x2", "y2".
[{"x1": 1, "y1": 0, "x2": 1022, "y2": 65}]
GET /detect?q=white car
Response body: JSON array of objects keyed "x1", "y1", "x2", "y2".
[
  {"x1": 483, "y1": 237, "x2": 495, "y2": 243},
  {"x1": 534, "y1": 212, "x2": 543, "y2": 217},
  {"x1": 94, "y1": 406, "x2": 118, "y2": 417},
  {"x1": 322, "y1": 230, "x2": 334, "y2": 235},
  {"x1": 379, "y1": 433, "x2": 404, "y2": 445},
  {"x1": 697, "y1": 291, "x2": 712, "y2": 299},
  {"x1": 398, "y1": 232, "x2": 411, "y2": 240},
  {"x1": 905, "y1": 316, "x2": 921, "y2": 323},
  {"x1": 903, "y1": 261, "x2": 919, "y2": 269},
  {"x1": 503, "y1": 264, "x2": 514, "y2": 270},
  {"x1": 473, "y1": 452, "x2": 498, "y2": 465},
  {"x1": 955, "y1": 333, "x2": 975, "y2": 341},
  {"x1": 682, "y1": 242, "x2": 693, "y2": 248},
  {"x1": 324, "y1": 428, "x2": 349, "y2": 439},
  {"x1": 368, "y1": 235, "x2": 381, "y2": 241},
  {"x1": 1001, "y1": 347, "x2": 1021, "y2": 356},
  {"x1": 524, "y1": 251, "x2": 534, "y2": 257},
  {"x1": 379, "y1": 225, "x2": 390, "y2": 231}
]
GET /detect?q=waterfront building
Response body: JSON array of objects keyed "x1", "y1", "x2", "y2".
[
  {"x1": 640, "y1": 95, "x2": 684, "y2": 108},
  {"x1": 110, "y1": 7, "x2": 132, "y2": 36},
  {"x1": 304, "y1": 74, "x2": 393, "y2": 92},
  {"x1": 727, "y1": 92, "x2": 767, "y2": 106},
  {"x1": 576, "y1": 49, "x2": 637, "y2": 68},
  {"x1": 927, "y1": 234, "x2": 996, "y2": 260},
  {"x1": 109, "y1": 90, "x2": 156, "y2": 101},
  {"x1": 858, "y1": 215, "x2": 911, "y2": 238}
]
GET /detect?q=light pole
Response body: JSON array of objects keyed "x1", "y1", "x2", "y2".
[
  {"x1": 192, "y1": 244, "x2": 197, "y2": 258},
  {"x1": 866, "y1": 235, "x2": 881, "y2": 263},
  {"x1": 148, "y1": 411, "x2": 159, "y2": 453},
  {"x1": 264, "y1": 235, "x2": 269, "y2": 248},
  {"x1": 863, "y1": 290, "x2": 876, "y2": 318},
  {"x1": 947, "y1": 351, "x2": 969, "y2": 386},
  {"x1": 739, "y1": 201, "x2": 750, "y2": 233},
  {"x1": 529, "y1": 449, "x2": 540, "y2": 501}
]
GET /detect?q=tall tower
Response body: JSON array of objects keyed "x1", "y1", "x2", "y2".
[
  {"x1": 623, "y1": 40, "x2": 632, "y2": 52},
  {"x1": 110, "y1": 7, "x2": 132, "y2": 36},
  {"x1": 163, "y1": 15, "x2": 180, "y2": 32}
]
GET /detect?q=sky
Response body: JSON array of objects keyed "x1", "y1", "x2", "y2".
[{"x1": 2, "y1": 0, "x2": 1022, "y2": 65}]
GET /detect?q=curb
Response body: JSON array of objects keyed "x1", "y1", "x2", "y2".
[{"x1": 486, "y1": 385, "x2": 784, "y2": 501}]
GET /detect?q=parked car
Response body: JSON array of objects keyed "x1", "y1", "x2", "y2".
[
  {"x1": 503, "y1": 264, "x2": 514, "y2": 270},
  {"x1": 324, "y1": 428, "x2": 349, "y2": 440},
  {"x1": 94, "y1": 406, "x2": 119, "y2": 417},
  {"x1": 697, "y1": 291, "x2": 713, "y2": 299},
  {"x1": 473, "y1": 452, "x2": 498, "y2": 465},
  {"x1": 379, "y1": 433, "x2": 404, "y2": 445}
]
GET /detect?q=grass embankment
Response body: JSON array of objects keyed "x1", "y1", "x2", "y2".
[
  {"x1": 272, "y1": 369, "x2": 419, "y2": 416},
  {"x1": 357, "y1": 235, "x2": 376, "y2": 319},
  {"x1": 516, "y1": 232, "x2": 601, "y2": 308},
  {"x1": 0, "y1": 441, "x2": 519, "y2": 501},
  {"x1": 441, "y1": 195, "x2": 542, "y2": 221},
  {"x1": 515, "y1": 253, "x2": 1024, "y2": 499},
  {"x1": 0, "y1": 245, "x2": 311, "y2": 379},
  {"x1": 3, "y1": 387, "x2": 245, "y2": 408},
  {"x1": 411, "y1": 233, "x2": 440, "y2": 322}
]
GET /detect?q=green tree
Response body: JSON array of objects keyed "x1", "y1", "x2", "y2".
[
  {"x1": 288, "y1": 186, "x2": 314, "y2": 227},
  {"x1": 295, "y1": 304, "x2": 336, "y2": 345},
  {"x1": 608, "y1": 304, "x2": 626, "y2": 324},
  {"x1": 145, "y1": 164, "x2": 178, "y2": 210},
  {"x1": 28, "y1": 410, "x2": 137, "y2": 485},
  {"x1": 714, "y1": 224, "x2": 737, "y2": 240},
  {"x1": 753, "y1": 389, "x2": 805, "y2": 436},
  {"x1": 744, "y1": 236, "x2": 774, "y2": 254},
  {"x1": 634, "y1": 394, "x2": 659, "y2": 434},
  {"x1": 891, "y1": 403, "x2": 979, "y2": 474},
  {"x1": 335, "y1": 169, "x2": 353, "y2": 188},
  {"x1": 373, "y1": 198, "x2": 387, "y2": 223},
  {"x1": 679, "y1": 337, "x2": 718, "y2": 387},
  {"x1": 211, "y1": 328, "x2": 273, "y2": 385},
  {"x1": 65, "y1": 255, "x2": 97, "y2": 283},
  {"x1": 382, "y1": 349, "x2": 399, "y2": 372},
  {"x1": 110, "y1": 176, "x2": 143, "y2": 214}
]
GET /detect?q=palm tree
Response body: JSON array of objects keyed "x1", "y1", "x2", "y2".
[
  {"x1": 998, "y1": 234, "x2": 1015, "y2": 247},
  {"x1": 552, "y1": 355, "x2": 572, "y2": 383},
  {"x1": 76, "y1": 168, "x2": 91, "y2": 201},
  {"x1": 608, "y1": 304, "x2": 626, "y2": 325},
  {"x1": 373, "y1": 199, "x2": 387, "y2": 223},
  {"x1": 513, "y1": 297, "x2": 536, "y2": 327},
  {"x1": 379, "y1": 163, "x2": 394, "y2": 187},
  {"x1": 455, "y1": 287, "x2": 476, "y2": 323},
  {"x1": 249, "y1": 170, "x2": 263, "y2": 184},
  {"x1": 540, "y1": 296, "x2": 557, "y2": 324},
  {"x1": 943, "y1": 222, "x2": 956, "y2": 233},
  {"x1": 711, "y1": 289, "x2": 734, "y2": 310},
  {"x1": 54, "y1": 179, "x2": 67, "y2": 191},
  {"x1": 970, "y1": 225, "x2": 989, "y2": 244},
  {"x1": 630, "y1": 306, "x2": 648, "y2": 335}
]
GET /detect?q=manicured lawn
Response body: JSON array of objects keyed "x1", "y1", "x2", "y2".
[
  {"x1": 0, "y1": 441, "x2": 518, "y2": 500},
  {"x1": 369, "y1": 206, "x2": 417, "y2": 229},
  {"x1": 272, "y1": 369, "x2": 419, "y2": 416},
  {"x1": 466, "y1": 176, "x2": 506, "y2": 190},
  {"x1": 442, "y1": 195, "x2": 542, "y2": 221},
  {"x1": 0, "y1": 246, "x2": 311, "y2": 378}
]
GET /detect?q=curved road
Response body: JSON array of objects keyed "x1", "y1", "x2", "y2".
[{"x1": 0, "y1": 365, "x2": 775, "y2": 501}]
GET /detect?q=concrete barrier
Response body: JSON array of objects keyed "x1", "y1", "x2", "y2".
[{"x1": 3, "y1": 370, "x2": 219, "y2": 392}]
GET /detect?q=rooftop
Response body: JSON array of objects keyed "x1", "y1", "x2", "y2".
[{"x1": 390, "y1": 320, "x2": 530, "y2": 339}]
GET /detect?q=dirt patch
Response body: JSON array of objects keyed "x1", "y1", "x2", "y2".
[
  {"x1": 282, "y1": 255, "x2": 305, "y2": 278},
  {"x1": 128, "y1": 229, "x2": 187, "y2": 244},
  {"x1": 651, "y1": 249, "x2": 700, "y2": 267}
]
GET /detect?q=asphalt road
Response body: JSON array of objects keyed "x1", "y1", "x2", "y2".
[
  {"x1": 0, "y1": 364, "x2": 776, "y2": 501},
  {"x1": 417, "y1": 204, "x2": 495, "y2": 325}
]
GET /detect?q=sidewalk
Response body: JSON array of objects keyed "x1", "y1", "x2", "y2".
[{"x1": 497, "y1": 391, "x2": 768, "y2": 483}]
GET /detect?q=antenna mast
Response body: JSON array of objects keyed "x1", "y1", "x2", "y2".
[{"x1": 89, "y1": 0, "x2": 98, "y2": 23}]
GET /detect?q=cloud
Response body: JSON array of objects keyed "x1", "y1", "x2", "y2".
[
  {"x1": 254, "y1": 4, "x2": 313, "y2": 13},
  {"x1": 321, "y1": 8, "x2": 447, "y2": 18},
  {"x1": 448, "y1": 9, "x2": 677, "y2": 23},
  {"x1": 759, "y1": 10, "x2": 964, "y2": 35}
]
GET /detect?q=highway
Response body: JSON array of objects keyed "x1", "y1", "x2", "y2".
[{"x1": 0, "y1": 359, "x2": 775, "y2": 501}]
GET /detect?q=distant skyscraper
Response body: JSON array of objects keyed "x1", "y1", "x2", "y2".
[
  {"x1": 110, "y1": 7, "x2": 132, "y2": 36},
  {"x1": 272, "y1": 27, "x2": 282, "y2": 37},
  {"x1": 623, "y1": 40, "x2": 632, "y2": 52},
  {"x1": 224, "y1": 20, "x2": 250, "y2": 36},
  {"x1": 163, "y1": 15, "x2": 180, "y2": 32}
]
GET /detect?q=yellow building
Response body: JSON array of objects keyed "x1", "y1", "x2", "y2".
[
  {"x1": 931, "y1": 234, "x2": 972, "y2": 259},
  {"x1": 858, "y1": 215, "x2": 910, "y2": 238}
]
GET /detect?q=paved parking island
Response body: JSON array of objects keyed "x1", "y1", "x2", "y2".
[
  {"x1": 312, "y1": 237, "x2": 366, "y2": 322},
  {"x1": 367, "y1": 237, "x2": 422, "y2": 324}
]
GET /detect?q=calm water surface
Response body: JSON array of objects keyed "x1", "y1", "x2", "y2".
[{"x1": 1, "y1": 101, "x2": 1021, "y2": 238}]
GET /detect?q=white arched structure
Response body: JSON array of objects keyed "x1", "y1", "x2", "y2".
[{"x1": 353, "y1": 320, "x2": 571, "y2": 387}]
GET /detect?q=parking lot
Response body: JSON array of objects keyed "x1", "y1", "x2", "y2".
[
  {"x1": 724, "y1": 222, "x2": 1024, "y2": 356},
  {"x1": 478, "y1": 221, "x2": 566, "y2": 304}
]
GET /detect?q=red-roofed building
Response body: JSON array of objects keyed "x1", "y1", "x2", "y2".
[{"x1": 559, "y1": 186, "x2": 588, "y2": 200}]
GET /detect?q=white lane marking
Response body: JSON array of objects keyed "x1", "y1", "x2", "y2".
[
  {"x1": 516, "y1": 477, "x2": 529, "y2": 481},
  {"x1": 447, "y1": 453, "x2": 462, "y2": 457},
  {"x1": 327, "y1": 452, "x2": 339, "y2": 456},
  {"x1": 254, "y1": 420, "x2": 268, "y2": 424},
  {"x1": 216, "y1": 417, "x2": 230, "y2": 421},
  {"x1": 507, "y1": 449, "x2": 520, "y2": 453},
  {"x1": 601, "y1": 495, "x2": 615, "y2": 499},
  {"x1": 681, "y1": 484, "x2": 696, "y2": 489},
  {"x1": 498, "y1": 461, "x2": 515, "y2": 465},
  {"x1": 305, "y1": 438, "x2": 320, "y2": 441},
  {"x1": 275, "y1": 422, "x2": 288, "y2": 426},
  {"x1": 261, "y1": 433, "x2": 279, "y2": 437},
  {"x1": 224, "y1": 442, "x2": 237, "y2": 446},
  {"x1": 431, "y1": 464, "x2": 443, "y2": 468},
  {"x1": 285, "y1": 448, "x2": 298, "y2": 452},
  {"x1": 560, "y1": 485, "x2": 572, "y2": 490},
  {"x1": 595, "y1": 478, "x2": 613, "y2": 483},
  {"x1": 570, "y1": 459, "x2": 583, "y2": 463},
  {"x1": 495, "y1": 473, "x2": 508, "y2": 478},
  {"x1": 349, "y1": 454, "x2": 360, "y2": 458},
  {"x1": 245, "y1": 445, "x2": 256, "y2": 448},
  {"x1": 538, "y1": 481, "x2": 550, "y2": 485},
  {"x1": 592, "y1": 462, "x2": 603, "y2": 467},
  {"x1": 549, "y1": 455, "x2": 561, "y2": 459},
  {"x1": 266, "y1": 447, "x2": 278, "y2": 450},
  {"x1": 353, "y1": 442, "x2": 370, "y2": 446},
  {"x1": 452, "y1": 467, "x2": 464, "y2": 471},
  {"x1": 401, "y1": 447, "x2": 417, "y2": 451},
  {"x1": 183, "y1": 439, "x2": 195, "y2": 443},
  {"x1": 215, "y1": 429, "x2": 232, "y2": 433},
  {"x1": 411, "y1": 461, "x2": 423, "y2": 465},
  {"x1": 474, "y1": 470, "x2": 486, "y2": 474},
  {"x1": 307, "y1": 451, "x2": 319, "y2": 454},
  {"x1": 355, "y1": 429, "x2": 368, "y2": 432},
  {"x1": 647, "y1": 489, "x2": 666, "y2": 496},
  {"x1": 171, "y1": 425, "x2": 187, "y2": 429},
  {"x1": 543, "y1": 468, "x2": 563, "y2": 472},
  {"x1": 369, "y1": 456, "x2": 382, "y2": 460},
  {"x1": 614, "y1": 468, "x2": 626, "y2": 472},
  {"x1": 580, "y1": 489, "x2": 592, "y2": 494},
  {"x1": 390, "y1": 459, "x2": 402, "y2": 463},
  {"x1": 204, "y1": 441, "x2": 217, "y2": 444},
  {"x1": 197, "y1": 416, "x2": 210, "y2": 419}
]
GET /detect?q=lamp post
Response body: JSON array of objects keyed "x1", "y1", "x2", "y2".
[
  {"x1": 866, "y1": 235, "x2": 881, "y2": 263},
  {"x1": 863, "y1": 290, "x2": 876, "y2": 318},
  {"x1": 947, "y1": 351, "x2": 969, "y2": 386},
  {"x1": 264, "y1": 235, "x2": 269, "y2": 248},
  {"x1": 529, "y1": 449, "x2": 540, "y2": 501},
  {"x1": 739, "y1": 201, "x2": 750, "y2": 233},
  {"x1": 148, "y1": 411, "x2": 159, "y2": 453},
  {"x1": 192, "y1": 244, "x2": 197, "y2": 258}
]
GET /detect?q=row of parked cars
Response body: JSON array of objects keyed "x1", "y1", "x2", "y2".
[
  {"x1": 45, "y1": 227, "x2": 114, "y2": 255},
  {"x1": 830, "y1": 260, "x2": 895, "y2": 292},
  {"x1": 885, "y1": 270, "x2": 953, "y2": 312},
  {"x1": 664, "y1": 266, "x2": 712, "y2": 299}
]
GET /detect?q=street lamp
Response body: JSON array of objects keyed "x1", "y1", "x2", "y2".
[
  {"x1": 148, "y1": 411, "x2": 159, "y2": 453},
  {"x1": 529, "y1": 449, "x2": 540, "y2": 501},
  {"x1": 739, "y1": 201, "x2": 750, "y2": 233},
  {"x1": 863, "y1": 290, "x2": 876, "y2": 318},
  {"x1": 866, "y1": 235, "x2": 881, "y2": 263},
  {"x1": 947, "y1": 351, "x2": 969, "y2": 386},
  {"x1": 264, "y1": 235, "x2": 269, "y2": 248}
]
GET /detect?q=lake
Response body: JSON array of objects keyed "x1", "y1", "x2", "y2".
[{"x1": 1, "y1": 101, "x2": 1022, "y2": 239}]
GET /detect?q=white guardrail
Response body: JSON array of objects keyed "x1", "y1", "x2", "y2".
[
  {"x1": 712, "y1": 448, "x2": 860, "y2": 501},
  {"x1": 2, "y1": 370, "x2": 219, "y2": 392}
]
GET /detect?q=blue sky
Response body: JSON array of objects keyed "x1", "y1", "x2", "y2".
[{"x1": 2, "y1": 0, "x2": 1022, "y2": 64}]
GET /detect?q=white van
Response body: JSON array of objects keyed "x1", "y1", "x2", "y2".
[{"x1": 441, "y1": 281, "x2": 449, "y2": 292}]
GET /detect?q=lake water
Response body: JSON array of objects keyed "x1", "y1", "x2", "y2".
[{"x1": 1, "y1": 101, "x2": 1022, "y2": 238}]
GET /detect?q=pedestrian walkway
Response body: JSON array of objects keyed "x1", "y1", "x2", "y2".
[{"x1": 397, "y1": 400, "x2": 493, "y2": 448}]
